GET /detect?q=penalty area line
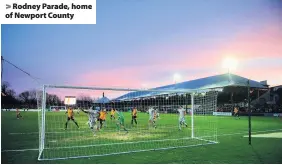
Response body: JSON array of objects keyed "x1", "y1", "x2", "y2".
[{"x1": 2, "y1": 128, "x2": 282, "y2": 153}]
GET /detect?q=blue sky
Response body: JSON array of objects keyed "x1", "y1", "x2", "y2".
[{"x1": 2, "y1": 0, "x2": 282, "y2": 96}]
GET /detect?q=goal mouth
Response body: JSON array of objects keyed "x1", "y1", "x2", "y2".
[{"x1": 37, "y1": 85, "x2": 219, "y2": 161}]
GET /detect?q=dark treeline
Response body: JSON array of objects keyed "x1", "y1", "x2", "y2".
[
  {"x1": 1, "y1": 81, "x2": 96, "y2": 109},
  {"x1": 1, "y1": 82, "x2": 21, "y2": 108},
  {"x1": 1, "y1": 81, "x2": 62, "y2": 109}
]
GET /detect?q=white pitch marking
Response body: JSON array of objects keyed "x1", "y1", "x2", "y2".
[
  {"x1": 243, "y1": 132, "x2": 282, "y2": 138},
  {"x1": 1, "y1": 148, "x2": 38, "y2": 152},
  {"x1": 2, "y1": 128, "x2": 282, "y2": 153}
]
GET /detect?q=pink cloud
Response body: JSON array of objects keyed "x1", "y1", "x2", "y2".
[
  {"x1": 217, "y1": 23, "x2": 282, "y2": 85},
  {"x1": 165, "y1": 23, "x2": 282, "y2": 83},
  {"x1": 168, "y1": 24, "x2": 282, "y2": 72},
  {"x1": 220, "y1": 25, "x2": 282, "y2": 60},
  {"x1": 47, "y1": 87, "x2": 128, "y2": 100},
  {"x1": 71, "y1": 22, "x2": 282, "y2": 92},
  {"x1": 75, "y1": 68, "x2": 147, "y2": 88},
  {"x1": 236, "y1": 66, "x2": 282, "y2": 86}
]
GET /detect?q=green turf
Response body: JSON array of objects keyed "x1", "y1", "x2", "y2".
[
  {"x1": 40, "y1": 111, "x2": 216, "y2": 160},
  {"x1": 1, "y1": 111, "x2": 282, "y2": 164}
]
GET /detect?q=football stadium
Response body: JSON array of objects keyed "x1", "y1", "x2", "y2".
[
  {"x1": 1, "y1": 70, "x2": 282, "y2": 163},
  {"x1": 1, "y1": 0, "x2": 282, "y2": 164}
]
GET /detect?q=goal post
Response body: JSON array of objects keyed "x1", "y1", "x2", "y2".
[
  {"x1": 37, "y1": 85, "x2": 221, "y2": 161},
  {"x1": 37, "y1": 85, "x2": 46, "y2": 160},
  {"x1": 191, "y1": 93, "x2": 194, "y2": 138}
]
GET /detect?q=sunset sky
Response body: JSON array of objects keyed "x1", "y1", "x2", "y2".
[{"x1": 1, "y1": 0, "x2": 282, "y2": 98}]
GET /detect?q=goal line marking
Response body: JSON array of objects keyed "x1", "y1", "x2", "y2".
[{"x1": 2, "y1": 128, "x2": 282, "y2": 153}]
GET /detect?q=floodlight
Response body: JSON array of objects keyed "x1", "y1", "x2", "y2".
[
  {"x1": 222, "y1": 57, "x2": 238, "y2": 73},
  {"x1": 173, "y1": 73, "x2": 182, "y2": 83}
]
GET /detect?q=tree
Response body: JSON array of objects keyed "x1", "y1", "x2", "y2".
[
  {"x1": 18, "y1": 90, "x2": 38, "y2": 108},
  {"x1": 77, "y1": 95, "x2": 93, "y2": 108},
  {"x1": 28, "y1": 90, "x2": 37, "y2": 104},
  {"x1": 19, "y1": 91, "x2": 30, "y2": 103},
  {"x1": 1, "y1": 81, "x2": 10, "y2": 94},
  {"x1": 46, "y1": 93, "x2": 61, "y2": 107},
  {"x1": 1, "y1": 81, "x2": 19, "y2": 108},
  {"x1": 2, "y1": 81, "x2": 16, "y2": 97}
]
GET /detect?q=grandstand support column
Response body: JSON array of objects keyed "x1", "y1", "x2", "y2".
[
  {"x1": 191, "y1": 93, "x2": 194, "y2": 138},
  {"x1": 185, "y1": 94, "x2": 188, "y2": 112},
  {"x1": 1, "y1": 56, "x2": 3, "y2": 82},
  {"x1": 158, "y1": 99, "x2": 160, "y2": 113},
  {"x1": 247, "y1": 80, "x2": 251, "y2": 145},
  {"x1": 231, "y1": 92, "x2": 234, "y2": 113}
]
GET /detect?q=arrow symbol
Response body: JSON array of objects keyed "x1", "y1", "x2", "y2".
[{"x1": 6, "y1": 4, "x2": 11, "y2": 9}]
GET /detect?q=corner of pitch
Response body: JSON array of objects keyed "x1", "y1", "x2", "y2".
[{"x1": 48, "y1": 12, "x2": 74, "y2": 20}]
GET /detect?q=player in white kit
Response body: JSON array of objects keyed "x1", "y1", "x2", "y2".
[
  {"x1": 81, "y1": 106, "x2": 99, "y2": 136},
  {"x1": 148, "y1": 106, "x2": 157, "y2": 129},
  {"x1": 178, "y1": 106, "x2": 188, "y2": 130}
]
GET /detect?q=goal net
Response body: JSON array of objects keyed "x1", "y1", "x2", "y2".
[{"x1": 37, "y1": 85, "x2": 220, "y2": 160}]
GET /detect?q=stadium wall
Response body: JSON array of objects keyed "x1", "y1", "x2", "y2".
[
  {"x1": 212, "y1": 112, "x2": 232, "y2": 116},
  {"x1": 1, "y1": 109, "x2": 80, "y2": 112},
  {"x1": 212, "y1": 111, "x2": 282, "y2": 117},
  {"x1": 1, "y1": 109, "x2": 39, "y2": 112},
  {"x1": 264, "y1": 113, "x2": 282, "y2": 117}
]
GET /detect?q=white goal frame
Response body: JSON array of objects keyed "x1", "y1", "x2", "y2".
[{"x1": 37, "y1": 84, "x2": 222, "y2": 161}]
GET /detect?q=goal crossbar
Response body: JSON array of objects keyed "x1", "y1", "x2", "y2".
[{"x1": 44, "y1": 84, "x2": 223, "y2": 93}]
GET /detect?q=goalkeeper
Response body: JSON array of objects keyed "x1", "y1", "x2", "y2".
[
  {"x1": 178, "y1": 106, "x2": 188, "y2": 130},
  {"x1": 81, "y1": 106, "x2": 99, "y2": 136},
  {"x1": 115, "y1": 110, "x2": 128, "y2": 133},
  {"x1": 148, "y1": 107, "x2": 157, "y2": 129}
]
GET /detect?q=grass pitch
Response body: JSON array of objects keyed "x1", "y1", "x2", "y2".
[{"x1": 1, "y1": 111, "x2": 282, "y2": 164}]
